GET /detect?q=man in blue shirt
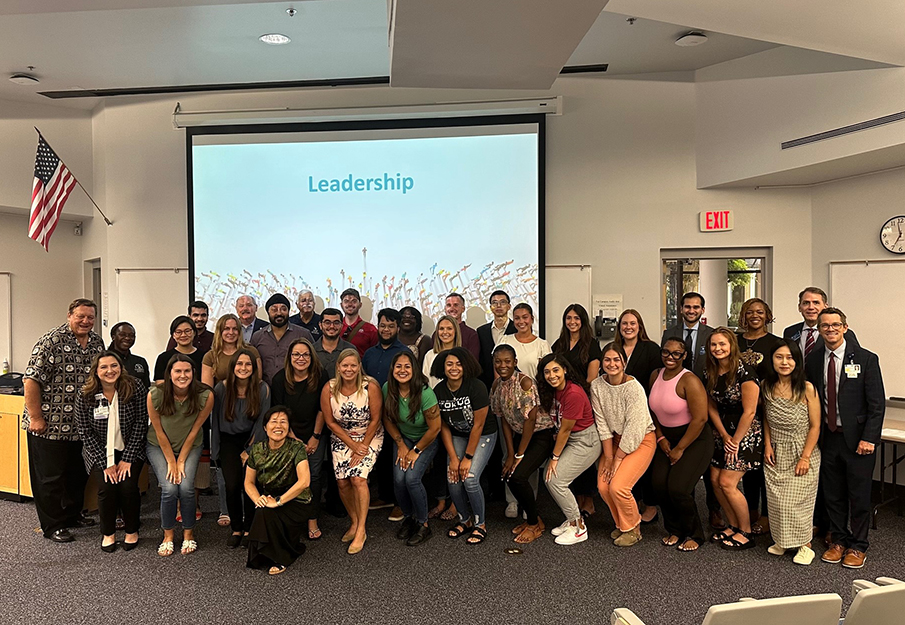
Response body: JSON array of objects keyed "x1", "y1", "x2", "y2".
[{"x1": 361, "y1": 308, "x2": 411, "y2": 516}]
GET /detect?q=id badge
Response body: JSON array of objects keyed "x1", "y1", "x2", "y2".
[
  {"x1": 93, "y1": 405, "x2": 110, "y2": 420},
  {"x1": 844, "y1": 364, "x2": 860, "y2": 379}
]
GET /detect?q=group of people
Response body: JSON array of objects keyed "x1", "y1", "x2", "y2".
[{"x1": 21, "y1": 284, "x2": 884, "y2": 575}]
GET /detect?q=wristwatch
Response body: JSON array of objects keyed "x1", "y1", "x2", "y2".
[
  {"x1": 464, "y1": 452, "x2": 474, "y2": 460},
  {"x1": 275, "y1": 496, "x2": 283, "y2": 506},
  {"x1": 312, "y1": 432, "x2": 322, "y2": 440},
  {"x1": 413, "y1": 446, "x2": 422, "y2": 455}
]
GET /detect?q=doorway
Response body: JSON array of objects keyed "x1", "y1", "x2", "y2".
[
  {"x1": 660, "y1": 247, "x2": 772, "y2": 332},
  {"x1": 85, "y1": 259, "x2": 102, "y2": 335}
]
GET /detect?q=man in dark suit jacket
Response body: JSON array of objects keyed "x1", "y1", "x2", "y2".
[
  {"x1": 805, "y1": 307, "x2": 884, "y2": 569},
  {"x1": 661, "y1": 291, "x2": 712, "y2": 380},
  {"x1": 236, "y1": 294, "x2": 269, "y2": 343},
  {"x1": 784, "y1": 286, "x2": 858, "y2": 357},
  {"x1": 476, "y1": 290, "x2": 517, "y2": 388}
]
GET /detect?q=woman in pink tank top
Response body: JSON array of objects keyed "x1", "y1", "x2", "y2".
[{"x1": 647, "y1": 337, "x2": 713, "y2": 552}]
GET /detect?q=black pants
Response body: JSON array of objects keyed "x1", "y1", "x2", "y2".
[
  {"x1": 374, "y1": 441, "x2": 395, "y2": 504},
  {"x1": 742, "y1": 467, "x2": 769, "y2": 518},
  {"x1": 219, "y1": 432, "x2": 256, "y2": 533},
  {"x1": 650, "y1": 424, "x2": 713, "y2": 544},
  {"x1": 821, "y1": 430, "x2": 875, "y2": 552},
  {"x1": 508, "y1": 429, "x2": 555, "y2": 525},
  {"x1": 94, "y1": 454, "x2": 143, "y2": 536},
  {"x1": 27, "y1": 434, "x2": 88, "y2": 537},
  {"x1": 703, "y1": 463, "x2": 720, "y2": 514}
]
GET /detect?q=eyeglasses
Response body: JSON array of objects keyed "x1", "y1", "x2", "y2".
[
  {"x1": 818, "y1": 322, "x2": 844, "y2": 331},
  {"x1": 173, "y1": 329, "x2": 194, "y2": 336},
  {"x1": 660, "y1": 349, "x2": 686, "y2": 360},
  {"x1": 322, "y1": 320, "x2": 342, "y2": 326},
  {"x1": 490, "y1": 299, "x2": 509, "y2": 307},
  {"x1": 290, "y1": 352, "x2": 311, "y2": 360}
]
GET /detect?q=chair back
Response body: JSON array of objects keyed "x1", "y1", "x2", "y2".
[{"x1": 701, "y1": 593, "x2": 841, "y2": 625}]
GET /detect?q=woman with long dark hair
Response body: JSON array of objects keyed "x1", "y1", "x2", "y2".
[
  {"x1": 382, "y1": 350, "x2": 441, "y2": 546},
  {"x1": 539, "y1": 353, "x2": 600, "y2": 546},
  {"x1": 432, "y1": 347, "x2": 496, "y2": 544},
  {"x1": 75, "y1": 351, "x2": 148, "y2": 552},
  {"x1": 761, "y1": 340, "x2": 821, "y2": 565},
  {"x1": 212, "y1": 348, "x2": 270, "y2": 547},
  {"x1": 272, "y1": 338, "x2": 329, "y2": 540},
  {"x1": 498, "y1": 303, "x2": 551, "y2": 380},
  {"x1": 398, "y1": 306, "x2": 432, "y2": 367},
  {"x1": 146, "y1": 353, "x2": 214, "y2": 556},
  {"x1": 705, "y1": 328, "x2": 762, "y2": 551}
]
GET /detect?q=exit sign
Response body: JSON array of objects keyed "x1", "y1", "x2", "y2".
[{"x1": 700, "y1": 210, "x2": 734, "y2": 232}]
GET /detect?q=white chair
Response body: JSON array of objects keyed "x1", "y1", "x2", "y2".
[
  {"x1": 843, "y1": 578, "x2": 905, "y2": 624},
  {"x1": 611, "y1": 594, "x2": 842, "y2": 625}
]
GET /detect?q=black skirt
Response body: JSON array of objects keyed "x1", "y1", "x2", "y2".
[{"x1": 246, "y1": 499, "x2": 312, "y2": 570}]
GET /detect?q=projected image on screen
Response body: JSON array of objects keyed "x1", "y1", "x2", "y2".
[{"x1": 190, "y1": 120, "x2": 541, "y2": 328}]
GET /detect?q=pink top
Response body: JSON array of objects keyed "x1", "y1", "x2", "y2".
[{"x1": 649, "y1": 369, "x2": 693, "y2": 428}]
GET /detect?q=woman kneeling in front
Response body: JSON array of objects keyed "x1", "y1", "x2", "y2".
[{"x1": 244, "y1": 407, "x2": 313, "y2": 575}]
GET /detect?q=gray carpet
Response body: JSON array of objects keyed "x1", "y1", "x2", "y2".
[{"x1": 1, "y1": 480, "x2": 903, "y2": 625}]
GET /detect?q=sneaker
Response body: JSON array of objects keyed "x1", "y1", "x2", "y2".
[
  {"x1": 369, "y1": 499, "x2": 393, "y2": 510},
  {"x1": 767, "y1": 543, "x2": 786, "y2": 556},
  {"x1": 504, "y1": 502, "x2": 518, "y2": 519},
  {"x1": 395, "y1": 517, "x2": 417, "y2": 540},
  {"x1": 793, "y1": 545, "x2": 815, "y2": 566},
  {"x1": 555, "y1": 524, "x2": 588, "y2": 545},
  {"x1": 388, "y1": 506, "x2": 405, "y2": 522},
  {"x1": 406, "y1": 524, "x2": 432, "y2": 547},
  {"x1": 551, "y1": 520, "x2": 572, "y2": 537}
]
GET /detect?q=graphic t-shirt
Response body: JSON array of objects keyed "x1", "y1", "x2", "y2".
[{"x1": 434, "y1": 378, "x2": 495, "y2": 438}]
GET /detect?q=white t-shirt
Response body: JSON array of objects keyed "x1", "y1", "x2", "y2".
[{"x1": 498, "y1": 335, "x2": 552, "y2": 380}]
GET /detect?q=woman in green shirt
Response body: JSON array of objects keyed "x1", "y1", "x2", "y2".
[
  {"x1": 244, "y1": 407, "x2": 312, "y2": 576},
  {"x1": 146, "y1": 353, "x2": 214, "y2": 557},
  {"x1": 382, "y1": 351, "x2": 441, "y2": 546}
]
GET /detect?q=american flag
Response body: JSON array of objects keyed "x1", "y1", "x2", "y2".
[{"x1": 30, "y1": 134, "x2": 77, "y2": 251}]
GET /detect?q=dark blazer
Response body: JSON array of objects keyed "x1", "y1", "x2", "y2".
[
  {"x1": 626, "y1": 339, "x2": 663, "y2": 395},
  {"x1": 805, "y1": 341, "x2": 885, "y2": 453},
  {"x1": 75, "y1": 380, "x2": 149, "y2": 473},
  {"x1": 661, "y1": 323, "x2": 713, "y2": 380},
  {"x1": 477, "y1": 320, "x2": 516, "y2": 387},
  {"x1": 783, "y1": 322, "x2": 859, "y2": 350}
]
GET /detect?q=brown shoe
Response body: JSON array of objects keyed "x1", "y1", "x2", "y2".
[
  {"x1": 842, "y1": 549, "x2": 867, "y2": 569},
  {"x1": 821, "y1": 543, "x2": 845, "y2": 563}
]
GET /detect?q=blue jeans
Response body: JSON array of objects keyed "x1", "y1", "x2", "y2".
[
  {"x1": 447, "y1": 432, "x2": 497, "y2": 526},
  {"x1": 393, "y1": 436, "x2": 439, "y2": 524},
  {"x1": 146, "y1": 443, "x2": 202, "y2": 531}
]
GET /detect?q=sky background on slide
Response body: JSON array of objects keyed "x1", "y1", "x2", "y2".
[{"x1": 192, "y1": 130, "x2": 540, "y2": 321}]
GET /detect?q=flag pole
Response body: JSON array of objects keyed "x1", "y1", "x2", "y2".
[{"x1": 34, "y1": 127, "x2": 113, "y2": 226}]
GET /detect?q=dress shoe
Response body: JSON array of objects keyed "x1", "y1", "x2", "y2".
[
  {"x1": 122, "y1": 540, "x2": 139, "y2": 552},
  {"x1": 842, "y1": 549, "x2": 867, "y2": 569},
  {"x1": 368, "y1": 499, "x2": 393, "y2": 510},
  {"x1": 406, "y1": 524, "x2": 432, "y2": 546},
  {"x1": 226, "y1": 533, "x2": 243, "y2": 549},
  {"x1": 73, "y1": 515, "x2": 97, "y2": 528},
  {"x1": 101, "y1": 541, "x2": 117, "y2": 553},
  {"x1": 48, "y1": 529, "x2": 74, "y2": 543},
  {"x1": 396, "y1": 517, "x2": 417, "y2": 540},
  {"x1": 821, "y1": 542, "x2": 845, "y2": 563},
  {"x1": 388, "y1": 506, "x2": 405, "y2": 522}
]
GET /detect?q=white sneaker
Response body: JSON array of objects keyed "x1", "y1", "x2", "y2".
[
  {"x1": 767, "y1": 544, "x2": 786, "y2": 556},
  {"x1": 555, "y1": 524, "x2": 589, "y2": 545},
  {"x1": 793, "y1": 545, "x2": 815, "y2": 565},
  {"x1": 551, "y1": 520, "x2": 572, "y2": 537},
  {"x1": 505, "y1": 502, "x2": 518, "y2": 519}
]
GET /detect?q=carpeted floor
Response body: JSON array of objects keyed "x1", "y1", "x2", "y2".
[{"x1": 1, "y1": 479, "x2": 903, "y2": 625}]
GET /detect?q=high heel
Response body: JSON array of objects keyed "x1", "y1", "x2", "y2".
[
  {"x1": 101, "y1": 541, "x2": 117, "y2": 553},
  {"x1": 121, "y1": 540, "x2": 138, "y2": 552}
]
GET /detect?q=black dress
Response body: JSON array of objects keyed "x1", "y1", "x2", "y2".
[
  {"x1": 736, "y1": 332, "x2": 783, "y2": 380},
  {"x1": 707, "y1": 363, "x2": 763, "y2": 471},
  {"x1": 555, "y1": 338, "x2": 603, "y2": 382},
  {"x1": 625, "y1": 340, "x2": 662, "y2": 394}
]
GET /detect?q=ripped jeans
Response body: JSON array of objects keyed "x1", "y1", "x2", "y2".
[{"x1": 447, "y1": 432, "x2": 497, "y2": 526}]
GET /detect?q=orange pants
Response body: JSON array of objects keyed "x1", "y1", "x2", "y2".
[{"x1": 598, "y1": 432, "x2": 656, "y2": 532}]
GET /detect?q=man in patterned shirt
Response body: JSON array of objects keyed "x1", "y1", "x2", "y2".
[{"x1": 23, "y1": 299, "x2": 105, "y2": 542}]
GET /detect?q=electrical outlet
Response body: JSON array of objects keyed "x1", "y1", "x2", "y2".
[{"x1": 73, "y1": 222, "x2": 82, "y2": 236}]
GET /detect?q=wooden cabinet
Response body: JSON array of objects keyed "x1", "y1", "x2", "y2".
[{"x1": 0, "y1": 394, "x2": 28, "y2": 499}]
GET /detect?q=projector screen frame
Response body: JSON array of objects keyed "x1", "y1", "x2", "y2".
[{"x1": 185, "y1": 113, "x2": 546, "y2": 335}]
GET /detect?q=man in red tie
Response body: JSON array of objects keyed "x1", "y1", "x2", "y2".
[
  {"x1": 805, "y1": 308, "x2": 884, "y2": 570},
  {"x1": 783, "y1": 287, "x2": 858, "y2": 356}
]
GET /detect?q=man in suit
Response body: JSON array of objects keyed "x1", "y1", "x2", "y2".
[
  {"x1": 661, "y1": 292, "x2": 713, "y2": 380},
  {"x1": 784, "y1": 287, "x2": 858, "y2": 358},
  {"x1": 476, "y1": 290, "x2": 516, "y2": 388},
  {"x1": 805, "y1": 307, "x2": 884, "y2": 569},
  {"x1": 236, "y1": 294, "x2": 268, "y2": 344},
  {"x1": 661, "y1": 291, "x2": 719, "y2": 526}
]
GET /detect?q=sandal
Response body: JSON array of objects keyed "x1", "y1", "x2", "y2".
[
  {"x1": 466, "y1": 526, "x2": 487, "y2": 545},
  {"x1": 268, "y1": 565, "x2": 287, "y2": 576},
  {"x1": 447, "y1": 522, "x2": 470, "y2": 539},
  {"x1": 428, "y1": 501, "x2": 446, "y2": 519},
  {"x1": 308, "y1": 527, "x2": 322, "y2": 541},
  {"x1": 711, "y1": 526, "x2": 737, "y2": 543},
  {"x1": 511, "y1": 521, "x2": 529, "y2": 536},
  {"x1": 678, "y1": 538, "x2": 701, "y2": 552},
  {"x1": 217, "y1": 514, "x2": 231, "y2": 527},
  {"x1": 662, "y1": 535, "x2": 681, "y2": 547},
  {"x1": 720, "y1": 530, "x2": 755, "y2": 551},
  {"x1": 750, "y1": 521, "x2": 768, "y2": 536},
  {"x1": 181, "y1": 539, "x2": 198, "y2": 555},
  {"x1": 514, "y1": 524, "x2": 544, "y2": 544},
  {"x1": 195, "y1": 509, "x2": 202, "y2": 522},
  {"x1": 157, "y1": 540, "x2": 174, "y2": 557},
  {"x1": 440, "y1": 506, "x2": 459, "y2": 521}
]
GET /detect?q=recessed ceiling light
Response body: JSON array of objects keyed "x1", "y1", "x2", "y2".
[
  {"x1": 259, "y1": 33, "x2": 291, "y2": 45},
  {"x1": 675, "y1": 31, "x2": 707, "y2": 47},
  {"x1": 9, "y1": 73, "x2": 39, "y2": 85}
]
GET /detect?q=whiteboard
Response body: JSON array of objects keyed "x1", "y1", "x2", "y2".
[
  {"x1": 0, "y1": 274, "x2": 10, "y2": 370},
  {"x1": 830, "y1": 260, "x2": 905, "y2": 398},
  {"x1": 116, "y1": 269, "x2": 189, "y2": 366},
  {"x1": 545, "y1": 265, "x2": 591, "y2": 341}
]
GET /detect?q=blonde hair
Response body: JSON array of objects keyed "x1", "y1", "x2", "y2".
[
  {"x1": 331, "y1": 348, "x2": 367, "y2": 402},
  {"x1": 210, "y1": 314, "x2": 247, "y2": 380},
  {"x1": 432, "y1": 315, "x2": 462, "y2": 353}
]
